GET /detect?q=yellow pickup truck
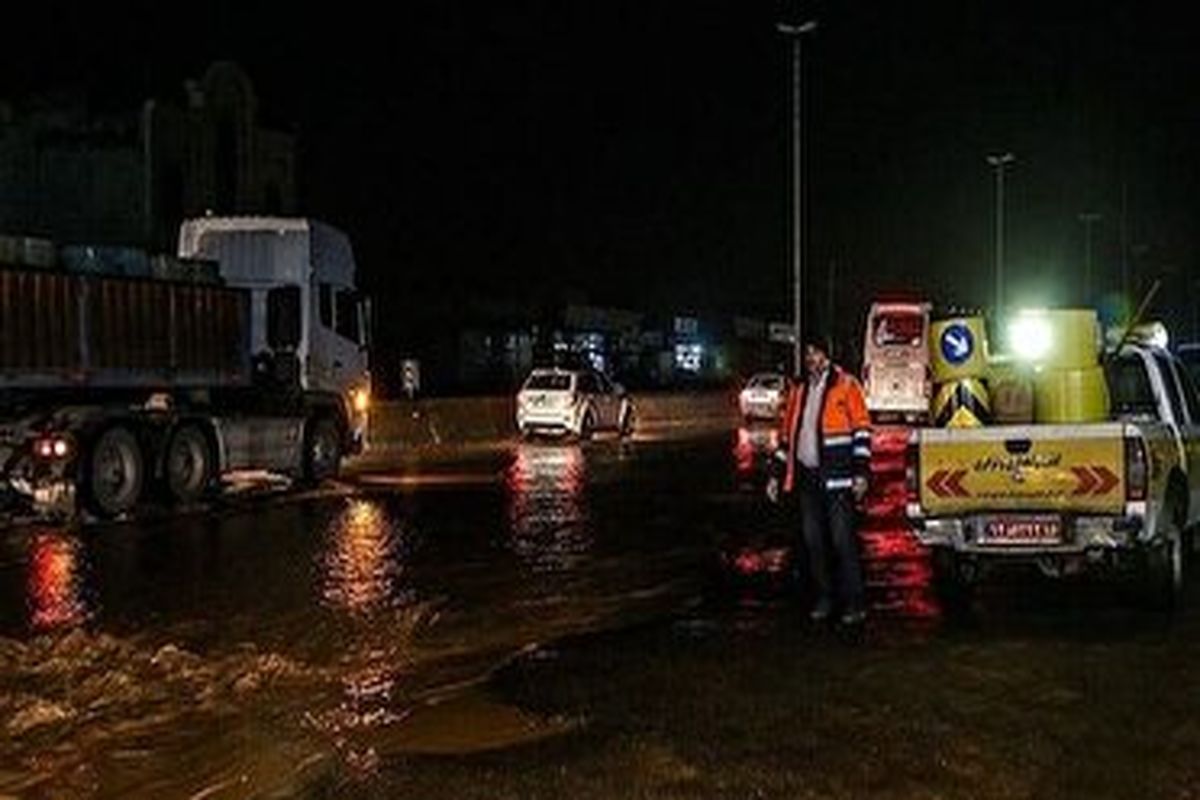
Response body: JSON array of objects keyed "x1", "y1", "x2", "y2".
[{"x1": 907, "y1": 342, "x2": 1200, "y2": 608}]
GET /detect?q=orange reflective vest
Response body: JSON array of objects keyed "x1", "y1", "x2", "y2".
[{"x1": 776, "y1": 366, "x2": 871, "y2": 493}]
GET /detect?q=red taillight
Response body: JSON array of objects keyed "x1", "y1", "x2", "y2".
[
  {"x1": 1125, "y1": 436, "x2": 1148, "y2": 501},
  {"x1": 905, "y1": 435, "x2": 921, "y2": 503}
]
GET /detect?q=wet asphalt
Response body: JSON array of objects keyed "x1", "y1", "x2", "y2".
[{"x1": 1, "y1": 427, "x2": 1198, "y2": 798}]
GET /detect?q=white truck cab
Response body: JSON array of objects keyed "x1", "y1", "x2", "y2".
[{"x1": 178, "y1": 217, "x2": 370, "y2": 398}]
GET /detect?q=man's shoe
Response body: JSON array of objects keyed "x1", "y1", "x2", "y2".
[
  {"x1": 809, "y1": 599, "x2": 833, "y2": 622},
  {"x1": 839, "y1": 609, "x2": 866, "y2": 626}
]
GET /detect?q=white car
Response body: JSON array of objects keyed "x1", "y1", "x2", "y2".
[
  {"x1": 516, "y1": 368, "x2": 635, "y2": 439},
  {"x1": 738, "y1": 372, "x2": 787, "y2": 421}
]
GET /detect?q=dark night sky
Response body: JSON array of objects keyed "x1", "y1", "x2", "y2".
[{"x1": 4, "y1": 2, "x2": 1200, "y2": 337}]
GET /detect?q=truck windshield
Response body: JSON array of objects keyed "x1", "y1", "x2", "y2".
[
  {"x1": 873, "y1": 313, "x2": 924, "y2": 347},
  {"x1": 1107, "y1": 356, "x2": 1159, "y2": 419},
  {"x1": 525, "y1": 373, "x2": 572, "y2": 391}
]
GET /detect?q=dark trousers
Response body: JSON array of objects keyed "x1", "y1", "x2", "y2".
[{"x1": 798, "y1": 468, "x2": 865, "y2": 613}]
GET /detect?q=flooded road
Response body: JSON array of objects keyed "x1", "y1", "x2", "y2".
[
  {"x1": 0, "y1": 431, "x2": 781, "y2": 796},
  {"x1": 2, "y1": 427, "x2": 1196, "y2": 798}
]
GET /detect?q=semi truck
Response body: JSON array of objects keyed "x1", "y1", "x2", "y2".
[{"x1": 0, "y1": 216, "x2": 370, "y2": 520}]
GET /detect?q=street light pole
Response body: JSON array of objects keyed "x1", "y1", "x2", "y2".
[
  {"x1": 778, "y1": 18, "x2": 817, "y2": 378},
  {"x1": 1078, "y1": 212, "x2": 1102, "y2": 305},
  {"x1": 986, "y1": 152, "x2": 1015, "y2": 321}
]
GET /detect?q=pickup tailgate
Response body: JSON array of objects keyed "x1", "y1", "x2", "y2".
[{"x1": 918, "y1": 423, "x2": 1127, "y2": 516}]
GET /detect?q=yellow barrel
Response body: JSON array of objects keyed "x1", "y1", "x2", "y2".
[
  {"x1": 932, "y1": 377, "x2": 992, "y2": 428},
  {"x1": 930, "y1": 316, "x2": 989, "y2": 382},
  {"x1": 1034, "y1": 366, "x2": 1110, "y2": 424}
]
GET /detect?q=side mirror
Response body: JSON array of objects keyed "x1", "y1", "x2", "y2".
[{"x1": 360, "y1": 295, "x2": 373, "y2": 352}]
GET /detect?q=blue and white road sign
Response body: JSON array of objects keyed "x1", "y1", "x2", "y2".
[{"x1": 940, "y1": 323, "x2": 975, "y2": 366}]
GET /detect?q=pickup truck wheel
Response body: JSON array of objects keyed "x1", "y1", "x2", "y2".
[
  {"x1": 165, "y1": 425, "x2": 214, "y2": 504},
  {"x1": 86, "y1": 426, "x2": 144, "y2": 519},
  {"x1": 304, "y1": 417, "x2": 342, "y2": 484},
  {"x1": 1141, "y1": 501, "x2": 1186, "y2": 612}
]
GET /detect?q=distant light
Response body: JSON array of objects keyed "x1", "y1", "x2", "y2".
[{"x1": 1009, "y1": 311, "x2": 1053, "y2": 361}]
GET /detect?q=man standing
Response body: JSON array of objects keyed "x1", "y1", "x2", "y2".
[{"x1": 768, "y1": 333, "x2": 871, "y2": 625}]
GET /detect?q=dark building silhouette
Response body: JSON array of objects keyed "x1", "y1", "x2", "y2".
[{"x1": 0, "y1": 61, "x2": 295, "y2": 250}]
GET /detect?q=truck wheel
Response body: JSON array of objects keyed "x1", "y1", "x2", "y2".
[
  {"x1": 1140, "y1": 498, "x2": 1186, "y2": 612},
  {"x1": 304, "y1": 416, "x2": 342, "y2": 484},
  {"x1": 86, "y1": 426, "x2": 144, "y2": 518},
  {"x1": 165, "y1": 425, "x2": 213, "y2": 504},
  {"x1": 1142, "y1": 536, "x2": 1184, "y2": 612}
]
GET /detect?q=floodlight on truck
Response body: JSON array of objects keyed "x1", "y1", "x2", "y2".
[{"x1": 1008, "y1": 310, "x2": 1053, "y2": 361}]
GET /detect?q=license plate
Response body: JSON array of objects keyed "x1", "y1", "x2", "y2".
[{"x1": 979, "y1": 516, "x2": 1063, "y2": 545}]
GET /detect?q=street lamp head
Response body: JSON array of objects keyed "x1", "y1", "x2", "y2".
[
  {"x1": 777, "y1": 20, "x2": 818, "y2": 35},
  {"x1": 986, "y1": 152, "x2": 1016, "y2": 167}
]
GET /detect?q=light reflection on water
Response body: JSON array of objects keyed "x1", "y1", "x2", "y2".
[
  {"x1": 27, "y1": 531, "x2": 91, "y2": 632},
  {"x1": 319, "y1": 499, "x2": 415, "y2": 616},
  {"x1": 733, "y1": 425, "x2": 778, "y2": 476},
  {"x1": 504, "y1": 443, "x2": 591, "y2": 571}
]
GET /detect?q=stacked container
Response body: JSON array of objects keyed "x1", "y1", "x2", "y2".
[{"x1": 1030, "y1": 309, "x2": 1110, "y2": 423}]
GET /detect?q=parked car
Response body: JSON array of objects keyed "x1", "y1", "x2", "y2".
[
  {"x1": 738, "y1": 372, "x2": 787, "y2": 421},
  {"x1": 516, "y1": 368, "x2": 635, "y2": 440}
]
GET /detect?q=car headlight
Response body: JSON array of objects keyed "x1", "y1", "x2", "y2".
[{"x1": 350, "y1": 388, "x2": 370, "y2": 414}]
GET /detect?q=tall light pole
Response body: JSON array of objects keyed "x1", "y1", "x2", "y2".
[
  {"x1": 986, "y1": 152, "x2": 1015, "y2": 321},
  {"x1": 778, "y1": 18, "x2": 817, "y2": 378},
  {"x1": 1078, "y1": 211, "x2": 1102, "y2": 305}
]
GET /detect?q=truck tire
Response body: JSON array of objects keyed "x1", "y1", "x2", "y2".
[
  {"x1": 85, "y1": 426, "x2": 144, "y2": 519},
  {"x1": 165, "y1": 425, "x2": 214, "y2": 504},
  {"x1": 303, "y1": 416, "x2": 342, "y2": 484},
  {"x1": 1140, "y1": 494, "x2": 1186, "y2": 612}
]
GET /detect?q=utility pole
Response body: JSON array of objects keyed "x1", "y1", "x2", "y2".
[
  {"x1": 778, "y1": 18, "x2": 817, "y2": 378},
  {"x1": 986, "y1": 152, "x2": 1016, "y2": 323},
  {"x1": 1078, "y1": 212, "x2": 1102, "y2": 305}
]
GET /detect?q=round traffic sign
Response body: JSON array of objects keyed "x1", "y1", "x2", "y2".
[{"x1": 939, "y1": 323, "x2": 975, "y2": 366}]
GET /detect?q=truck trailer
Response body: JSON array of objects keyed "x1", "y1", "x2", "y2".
[{"x1": 0, "y1": 216, "x2": 370, "y2": 520}]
